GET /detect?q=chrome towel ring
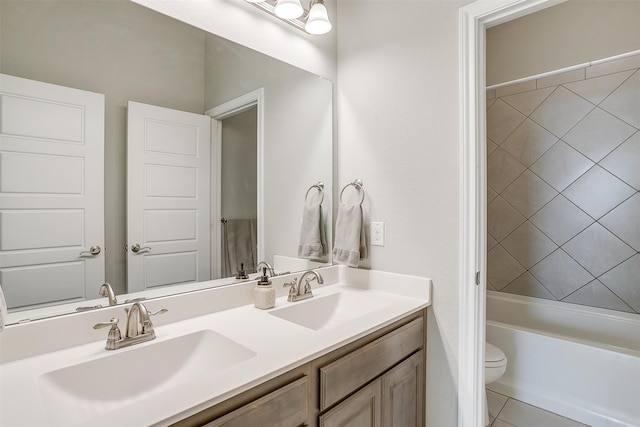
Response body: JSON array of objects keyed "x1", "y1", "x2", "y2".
[
  {"x1": 305, "y1": 182, "x2": 325, "y2": 204},
  {"x1": 340, "y1": 179, "x2": 364, "y2": 205}
]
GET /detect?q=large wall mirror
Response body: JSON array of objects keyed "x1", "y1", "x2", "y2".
[{"x1": 0, "y1": 0, "x2": 333, "y2": 323}]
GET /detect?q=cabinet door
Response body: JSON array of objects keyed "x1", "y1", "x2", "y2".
[
  {"x1": 320, "y1": 318, "x2": 423, "y2": 410},
  {"x1": 205, "y1": 377, "x2": 308, "y2": 427},
  {"x1": 381, "y1": 350, "x2": 425, "y2": 427},
  {"x1": 319, "y1": 380, "x2": 381, "y2": 427}
]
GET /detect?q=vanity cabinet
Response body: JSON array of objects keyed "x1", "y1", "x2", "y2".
[
  {"x1": 173, "y1": 361, "x2": 312, "y2": 427},
  {"x1": 318, "y1": 351, "x2": 424, "y2": 427},
  {"x1": 319, "y1": 380, "x2": 382, "y2": 427},
  {"x1": 318, "y1": 316, "x2": 424, "y2": 427},
  {"x1": 381, "y1": 350, "x2": 425, "y2": 426},
  {"x1": 203, "y1": 376, "x2": 309, "y2": 427},
  {"x1": 173, "y1": 309, "x2": 426, "y2": 427}
]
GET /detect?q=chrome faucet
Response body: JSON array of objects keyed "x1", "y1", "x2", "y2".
[
  {"x1": 284, "y1": 269, "x2": 324, "y2": 302},
  {"x1": 256, "y1": 261, "x2": 275, "y2": 277},
  {"x1": 125, "y1": 302, "x2": 154, "y2": 337},
  {"x1": 99, "y1": 283, "x2": 118, "y2": 306},
  {"x1": 76, "y1": 282, "x2": 118, "y2": 312},
  {"x1": 93, "y1": 302, "x2": 167, "y2": 350}
]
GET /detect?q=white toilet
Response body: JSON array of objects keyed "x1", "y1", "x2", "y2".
[{"x1": 485, "y1": 342, "x2": 507, "y2": 426}]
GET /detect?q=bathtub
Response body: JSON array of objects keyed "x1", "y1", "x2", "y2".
[{"x1": 486, "y1": 291, "x2": 640, "y2": 427}]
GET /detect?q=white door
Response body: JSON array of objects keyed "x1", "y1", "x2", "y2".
[
  {"x1": 127, "y1": 101, "x2": 211, "y2": 292},
  {"x1": 0, "y1": 74, "x2": 105, "y2": 310}
]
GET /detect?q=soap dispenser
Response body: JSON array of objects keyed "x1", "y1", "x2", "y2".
[
  {"x1": 235, "y1": 263, "x2": 249, "y2": 281},
  {"x1": 254, "y1": 267, "x2": 275, "y2": 309}
]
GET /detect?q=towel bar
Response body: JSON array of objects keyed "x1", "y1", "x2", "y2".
[
  {"x1": 305, "y1": 182, "x2": 325, "y2": 204},
  {"x1": 339, "y1": 179, "x2": 365, "y2": 205}
]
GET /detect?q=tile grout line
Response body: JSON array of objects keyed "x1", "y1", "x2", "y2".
[{"x1": 489, "y1": 78, "x2": 640, "y2": 302}]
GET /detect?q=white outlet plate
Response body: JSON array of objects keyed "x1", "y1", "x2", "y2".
[{"x1": 371, "y1": 222, "x2": 384, "y2": 246}]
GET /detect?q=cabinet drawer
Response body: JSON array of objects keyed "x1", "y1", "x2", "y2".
[
  {"x1": 205, "y1": 376, "x2": 308, "y2": 427},
  {"x1": 319, "y1": 317, "x2": 423, "y2": 410}
]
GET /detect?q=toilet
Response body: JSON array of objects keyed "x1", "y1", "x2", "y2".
[{"x1": 484, "y1": 342, "x2": 507, "y2": 426}]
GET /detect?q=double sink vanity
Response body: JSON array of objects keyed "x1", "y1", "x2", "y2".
[{"x1": 0, "y1": 266, "x2": 431, "y2": 426}]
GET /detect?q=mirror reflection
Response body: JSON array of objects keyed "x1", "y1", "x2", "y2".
[{"x1": 0, "y1": 0, "x2": 332, "y2": 322}]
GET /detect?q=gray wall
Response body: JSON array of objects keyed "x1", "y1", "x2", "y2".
[
  {"x1": 336, "y1": 1, "x2": 472, "y2": 425},
  {"x1": 204, "y1": 34, "x2": 334, "y2": 266},
  {"x1": 1, "y1": 0, "x2": 205, "y2": 294},
  {"x1": 221, "y1": 107, "x2": 258, "y2": 220},
  {"x1": 487, "y1": 0, "x2": 640, "y2": 86}
]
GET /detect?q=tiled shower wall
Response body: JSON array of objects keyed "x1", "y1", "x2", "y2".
[{"x1": 486, "y1": 54, "x2": 640, "y2": 314}]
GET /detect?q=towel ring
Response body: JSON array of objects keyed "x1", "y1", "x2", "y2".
[
  {"x1": 340, "y1": 179, "x2": 365, "y2": 205},
  {"x1": 305, "y1": 182, "x2": 324, "y2": 205}
]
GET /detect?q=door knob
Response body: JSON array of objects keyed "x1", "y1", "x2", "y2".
[
  {"x1": 131, "y1": 243, "x2": 151, "y2": 253},
  {"x1": 79, "y1": 245, "x2": 101, "y2": 256}
]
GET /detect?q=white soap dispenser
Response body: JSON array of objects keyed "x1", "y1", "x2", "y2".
[{"x1": 254, "y1": 267, "x2": 275, "y2": 309}]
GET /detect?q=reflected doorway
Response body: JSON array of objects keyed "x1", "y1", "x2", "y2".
[
  {"x1": 219, "y1": 106, "x2": 258, "y2": 277},
  {"x1": 208, "y1": 88, "x2": 265, "y2": 280}
]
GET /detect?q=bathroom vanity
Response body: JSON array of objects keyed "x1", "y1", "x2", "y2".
[
  {"x1": 0, "y1": 266, "x2": 431, "y2": 427},
  {"x1": 175, "y1": 310, "x2": 425, "y2": 427}
]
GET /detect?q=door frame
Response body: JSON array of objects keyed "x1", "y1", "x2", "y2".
[
  {"x1": 206, "y1": 88, "x2": 265, "y2": 278},
  {"x1": 458, "y1": 0, "x2": 564, "y2": 425}
]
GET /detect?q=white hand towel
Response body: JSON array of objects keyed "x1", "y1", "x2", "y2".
[
  {"x1": 333, "y1": 204, "x2": 367, "y2": 267},
  {"x1": 298, "y1": 203, "x2": 325, "y2": 260},
  {"x1": 0, "y1": 284, "x2": 7, "y2": 332}
]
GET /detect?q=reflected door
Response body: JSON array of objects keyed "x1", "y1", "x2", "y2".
[
  {"x1": 126, "y1": 101, "x2": 211, "y2": 292},
  {"x1": 0, "y1": 74, "x2": 105, "y2": 310}
]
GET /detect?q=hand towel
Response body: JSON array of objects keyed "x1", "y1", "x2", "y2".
[
  {"x1": 333, "y1": 204, "x2": 367, "y2": 267},
  {"x1": 298, "y1": 203, "x2": 325, "y2": 260},
  {"x1": 224, "y1": 218, "x2": 257, "y2": 276},
  {"x1": 0, "y1": 284, "x2": 7, "y2": 332}
]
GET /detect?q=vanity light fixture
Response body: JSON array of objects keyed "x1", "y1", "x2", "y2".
[
  {"x1": 305, "y1": 0, "x2": 332, "y2": 34},
  {"x1": 274, "y1": 0, "x2": 304, "y2": 19},
  {"x1": 245, "y1": 0, "x2": 332, "y2": 35}
]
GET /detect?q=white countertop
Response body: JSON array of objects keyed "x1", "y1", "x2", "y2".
[{"x1": 0, "y1": 266, "x2": 431, "y2": 427}]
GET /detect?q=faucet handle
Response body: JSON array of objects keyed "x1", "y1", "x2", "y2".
[
  {"x1": 284, "y1": 279, "x2": 298, "y2": 296},
  {"x1": 93, "y1": 317, "x2": 119, "y2": 329},
  {"x1": 141, "y1": 308, "x2": 168, "y2": 334},
  {"x1": 149, "y1": 308, "x2": 168, "y2": 317},
  {"x1": 93, "y1": 318, "x2": 122, "y2": 350},
  {"x1": 124, "y1": 306, "x2": 166, "y2": 316}
]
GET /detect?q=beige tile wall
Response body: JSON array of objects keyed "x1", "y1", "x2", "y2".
[{"x1": 486, "y1": 54, "x2": 640, "y2": 314}]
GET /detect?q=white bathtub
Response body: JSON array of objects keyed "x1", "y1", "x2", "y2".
[{"x1": 486, "y1": 291, "x2": 640, "y2": 427}]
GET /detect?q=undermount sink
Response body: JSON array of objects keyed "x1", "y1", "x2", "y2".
[
  {"x1": 38, "y1": 330, "x2": 256, "y2": 427},
  {"x1": 269, "y1": 289, "x2": 392, "y2": 331}
]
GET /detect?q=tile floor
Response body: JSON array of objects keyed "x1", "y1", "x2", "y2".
[{"x1": 487, "y1": 389, "x2": 589, "y2": 427}]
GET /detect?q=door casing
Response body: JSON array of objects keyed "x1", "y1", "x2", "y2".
[{"x1": 458, "y1": 1, "x2": 564, "y2": 425}]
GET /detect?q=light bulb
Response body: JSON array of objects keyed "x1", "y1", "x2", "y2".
[
  {"x1": 274, "y1": 0, "x2": 304, "y2": 19},
  {"x1": 305, "y1": 0, "x2": 332, "y2": 35}
]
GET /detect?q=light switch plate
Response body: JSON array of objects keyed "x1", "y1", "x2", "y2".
[{"x1": 371, "y1": 222, "x2": 384, "y2": 246}]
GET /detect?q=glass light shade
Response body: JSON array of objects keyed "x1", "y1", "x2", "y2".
[
  {"x1": 305, "y1": 1, "x2": 332, "y2": 35},
  {"x1": 244, "y1": 0, "x2": 263, "y2": 3},
  {"x1": 274, "y1": 0, "x2": 304, "y2": 19}
]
